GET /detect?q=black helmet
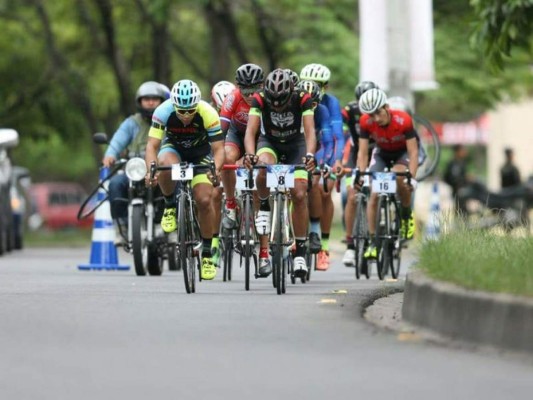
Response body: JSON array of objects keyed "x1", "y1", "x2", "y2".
[
  {"x1": 284, "y1": 69, "x2": 300, "y2": 87},
  {"x1": 264, "y1": 68, "x2": 293, "y2": 107},
  {"x1": 297, "y1": 80, "x2": 321, "y2": 103},
  {"x1": 355, "y1": 81, "x2": 379, "y2": 100},
  {"x1": 235, "y1": 63, "x2": 264, "y2": 86}
]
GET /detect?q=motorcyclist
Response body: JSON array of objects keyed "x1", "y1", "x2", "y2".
[{"x1": 102, "y1": 81, "x2": 170, "y2": 244}]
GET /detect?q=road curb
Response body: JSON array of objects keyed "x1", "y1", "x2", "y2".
[{"x1": 402, "y1": 269, "x2": 533, "y2": 353}]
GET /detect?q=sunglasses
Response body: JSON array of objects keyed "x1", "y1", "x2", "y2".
[
  {"x1": 240, "y1": 86, "x2": 260, "y2": 97},
  {"x1": 175, "y1": 107, "x2": 197, "y2": 116}
]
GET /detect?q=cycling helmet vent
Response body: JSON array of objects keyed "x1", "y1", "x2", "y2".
[
  {"x1": 235, "y1": 63, "x2": 264, "y2": 86},
  {"x1": 171, "y1": 79, "x2": 201, "y2": 109},
  {"x1": 211, "y1": 81, "x2": 236, "y2": 109},
  {"x1": 264, "y1": 68, "x2": 293, "y2": 107},
  {"x1": 358, "y1": 88, "x2": 388, "y2": 114},
  {"x1": 299, "y1": 63, "x2": 331, "y2": 83},
  {"x1": 297, "y1": 80, "x2": 321, "y2": 103}
]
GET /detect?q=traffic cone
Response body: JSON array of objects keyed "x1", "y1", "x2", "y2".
[
  {"x1": 78, "y1": 167, "x2": 130, "y2": 271},
  {"x1": 424, "y1": 181, "x2": 441, "y2": 240}
]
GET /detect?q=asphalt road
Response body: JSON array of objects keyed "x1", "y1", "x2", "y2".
[{"x1": 0, "y1": 246, "x2": 532, "y2": 400}]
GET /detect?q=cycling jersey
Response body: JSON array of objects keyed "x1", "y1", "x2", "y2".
[
  {"x1": 314, "y1": 103, "x2": 335, "y2": 166},
  {"x1": 149, "y1": 99, "x2": 223, "y2": 158},
  {"x1": 320, "y1": 93, "x2": 344, "y2": 162},
  {"x1": 342, "y1": 100, "x2": 361, "y2": 146},
  {"x1": 219, "y1": 89, "x2": 251, "y2": 136},
  {"x1": 359, "y1": 109, "x2": 416, "y2": 153},
  {"x1": 249, "y1": 90, "x2": 313, "y2": 143}
]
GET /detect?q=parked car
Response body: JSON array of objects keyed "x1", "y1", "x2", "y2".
[
  {"x1": 0, "y1": 128, "x2": 19, "y2": 255},
  {"x1": 29, "y1": 182, "x2": 94, "y2": 230}
]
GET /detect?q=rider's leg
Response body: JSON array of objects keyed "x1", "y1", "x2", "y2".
[
  {"x1": 317, "y1": 178, "x2": 335, "y2": 270},
  {"x1": 108, "y1": 173, "x2": 129, "y2": 244},
  {"x1": 393, "y1": 163, "x2": 415, "y2": 239},
  {"x1": 291, "y1": 177, "x2": 310, "y2": 275},
  {"x1": 343, "y1": 183, "x2": 357, "y2": 265},
  {"x1": 307, "y1": 174, "x2": 322, "y2": 253},
  {"x1": 255, "y1": 150, "x2": 276, "y2": 276},
  {"x1": 221, "y1": 144, "x2": 240, "y2": 228},
  {"x1": 157, "y1": 150, "x2": 180, "y2": 233},
  {"x1": 193, "y1": 179, "x2": 217, "y2": 280}
]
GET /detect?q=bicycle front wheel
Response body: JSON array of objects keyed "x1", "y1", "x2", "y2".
[
  {"x1": 178, "y1": 194, "x2": 195, "y2": 294},
  {"x1": 131, "y1": 204, "x2": 148, "y2": 276},
  {"x1": 375, "y1": 196, "x2": 391, "y2": 280}
]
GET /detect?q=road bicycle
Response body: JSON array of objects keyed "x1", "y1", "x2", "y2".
[
  {"x1": 151, "y1": 161, "x2": 214, "y2": 294},
  {"x1": 369, "y1": 169, "x2": 412, "y2": 280},
  {"x1": 351, "y1": 169, "x2": 372, "y2": 280}
]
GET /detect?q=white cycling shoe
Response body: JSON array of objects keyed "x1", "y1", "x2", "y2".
[
  {"x1": 343, "y1": 249, "x2": 355, "y2": 267},
  {"x1": 293, "y1": 256, "x2": 308, "y2": 278},
  {"x1": 255, "y1": 210, "x2": 271, "y2": 235}
]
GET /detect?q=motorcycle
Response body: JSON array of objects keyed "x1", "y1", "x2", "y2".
[
  {"x1": 457, "y1": 179, "x2": 532, "y2": 232},
  {"x1": 83, "y1": 133, "x2": 176, "y2": 275}
]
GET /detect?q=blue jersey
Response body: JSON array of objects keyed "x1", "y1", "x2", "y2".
[
  {"x1": 104, "y1": 116, "x2": 142, "y2": 158},
  {"x1": 320, "y1": 93, "x2": 344, "y2": 162},
  {"x1": 314, "y1": 104, "x2": 334, "y2": 166}
]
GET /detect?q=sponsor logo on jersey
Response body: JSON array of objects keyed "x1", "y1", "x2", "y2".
[{"x1": 270, "y1": 111, "x2": 294, "y2": 128}]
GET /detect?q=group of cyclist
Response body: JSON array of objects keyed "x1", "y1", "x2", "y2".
[{"x1": 103, "y1": 62, "x2": 418, "y2": 283}]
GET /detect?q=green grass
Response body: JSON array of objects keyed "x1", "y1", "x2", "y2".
[
  {"x1": 419, "y1": 227, "x2": 533, "y2": 297},
  {"x1": 25, "y1": 228, "x2": 92, "y2": 248}
]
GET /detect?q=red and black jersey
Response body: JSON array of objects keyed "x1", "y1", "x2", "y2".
[
  {"x1": 359, "y1": 109, "x2": 416, "y2": 152},
  {"x1": 249, "y1": 89, "x2": 314, "y2": 143},
  {"x1": 219, "y1": 89, "x2": 251, "y2": 135}
]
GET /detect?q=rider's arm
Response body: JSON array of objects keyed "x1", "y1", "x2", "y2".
[
  {"x1": 219, "y1": 90, "x2": 237, "y2": 135},
  {"x1": 104, "y1": 117, "x2": 137, "y2": 159},
  {"x1": 406, "y1": 137, "x2": 418, "y2": 178},
  {"x1": 357, "y1": 137, "x2": 369, "y2": 171},
  {"x1": 199, "y1": 101, "x2": 225, "y2": 173},
  {"x1": 302, "y1": 94, "x2": 317, "y2": 155},
  {"x1": 144, "y1": 102, "x2": 169, "y2": 168},
  {"x1": 324, "y1": 95, "x2": 345, "y2": 162},
  {"x1": 244, "y1": 95, "x2": 262, "y2": 156}
]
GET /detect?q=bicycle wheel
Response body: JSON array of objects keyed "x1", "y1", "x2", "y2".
[
  {"x1": 131, "y1": 204, "x2": 148, "y2": 276},
  {"x1": 222, "y1": 228, "x2": 234, "y2": 282},
  {"x1": 390, "y1": 200, "x2": 402, "y2": 279},
  {"x1": 242, "y1": 193, "x2": 254, "y2": 291},
  {"x1": 413, "y1": 114, "x2": 441, "y2": 182},
  {"x1": 352, "y1": 195, "x2": 368, "y2": 280},
  {"x1": 375, "y1": 196, "x2": 391, "y2": 281},
  {"x1": 178, "y1": 193, "x2": 194, "y2": 294},
  {"x1": 273, "y1": 193, "x2": 284, "y2": 295}
]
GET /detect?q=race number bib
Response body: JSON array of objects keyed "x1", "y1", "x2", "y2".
[
  {"x1": 235, "y1": 167, "x2": 258, "y2": 190},
  {"x1": 171, "y1": 164, "x2": 194, "y2": 181},
  {"x1": 266, "y1": 165, "x2": 295, "y2": 189},
  {"x1": 372, "y1": 172, "x2": 396, "y2": 193}
]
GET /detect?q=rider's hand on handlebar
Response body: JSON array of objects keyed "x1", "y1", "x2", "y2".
[
  {"x1": 145, "y1": 173, "x2": 158, "y2": 187},
  {"x1": 333, "y1": 160, "x2": 344, "y2": 178},
  {"x1": 304, "y1": 153, "x2": 316, "y2": 172},
  {"x1": 243, "y1": 153, "x2": 257, "y2": 170},
  {"x1": 405, "y1": 177, "x2": 417, "y2": 192},
  {"x1": 102, "y1": 155, "x2": 116, "y2": 168}
]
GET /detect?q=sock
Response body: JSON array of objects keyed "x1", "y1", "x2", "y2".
[
  {"x1": 309, "y1": 217, "x2": 320, "y2": 235},
  {"x1": 164, "y1": 195, "x2": 174, "y2": 207},
  {"x1": 295, "y1": 238, "x2": 307, "y2": 258},
  {"x1": 346, "y1": 235, "x2": 355, "y2": 250},
  {"x1": 259, "y1": 196, "x2": 271, "y2": 212},
  {"x1": 202, "y1": 237, "x2": 212, "y2": 257},
  {"x1": 211, "y1": 234, "x2": 219, "y2": 250},
  {"x1": 226, "y1": 197, "x2": 237, "y2": 209},
  {"x1": 259, "y1": 247, "x2": 268, "y2": 259},
  {"x1": 321, "y1": 233, "x2": 330, "y2": 251},
  {"x1": 401, "y1": 205, "x2": 412, "y2": 220}
]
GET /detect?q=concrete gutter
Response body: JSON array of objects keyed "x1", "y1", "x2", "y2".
[{"x1": 402, "y1": 269, "x2": 533, "y2": 353}]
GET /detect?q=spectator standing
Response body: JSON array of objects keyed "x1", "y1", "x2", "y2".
[
  {"x1": 500, "y1": 147, "x2": 521, "y2": 189},
  {"x1": 443, "y1": 144, "x2": 469, "y2": 214}
]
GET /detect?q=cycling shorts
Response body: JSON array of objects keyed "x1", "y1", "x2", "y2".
[
  {"x1": 368, "y1": 148, "x2": 409, "y2": 173},
  {"x1": 158, "y1": 144, "x2": 213, "y2": 188},
  {"x1": 256, "y1": 136, "x2": 308, "y2": 181}
]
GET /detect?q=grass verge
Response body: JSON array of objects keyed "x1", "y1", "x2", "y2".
[
  {"x1": 25, "y1": 228, "x2": 92, "y2": 248},
  {"x1": 419, "y1": 227, "x2": 533, "y2": 297}
]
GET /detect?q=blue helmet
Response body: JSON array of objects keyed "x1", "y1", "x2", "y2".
[{"x1": 171, "y1": 79, "x2": 201, "y2": 108}]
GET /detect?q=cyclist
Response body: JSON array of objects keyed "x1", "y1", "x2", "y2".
[
  {"x1": 299, "y1": 63, "x2": 344, "y2": 255},
  {"x1": 211, "y1": 80, "x2": 236, "y2": 113},
  {"x1": 298, "y1": 79, "x2": 336, "y2": 271},
  {"x1": 341, "y1": 81, "x2": 378, "y2": 266},
  {"x1": 220, "y1": 63, "x2": 265, "y2": 229},
  {"x1": 145, "y1": 79, "x2": 225, "y2": 280},
  {"x1": 102, "y1": 81, "x2": 169, "y2": 244},
  {"x1": 243, "y1": 68, "x2": 317, "y2": 278},
  {"x1": 356, "y1": 88, "x2": 418, "y2": 259}
]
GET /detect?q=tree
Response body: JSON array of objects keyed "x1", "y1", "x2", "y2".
[{"x1": 471, "y1": 0, "x2": 533, "y2": 70}]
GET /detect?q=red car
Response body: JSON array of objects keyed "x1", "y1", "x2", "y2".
[{"x1": 29, "y1": 182, "x2": 94, "y2": 230}]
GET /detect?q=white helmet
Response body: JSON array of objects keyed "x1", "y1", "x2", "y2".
[
  {"x1": 299, "y1": 63, "x2": 331, "y2": 83},
  {"x1": 358, "y1": 88, "x2": 388, "y2": 114},
  {"x1": 171, "y1": 79, "x2": 201, "y2": 109},
  {"x1": 387, "y1": 96, "x2": 413, "y2": 115},
  {"x1": 211, "y1": 81, "x2": 236, "y2": 109}
]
